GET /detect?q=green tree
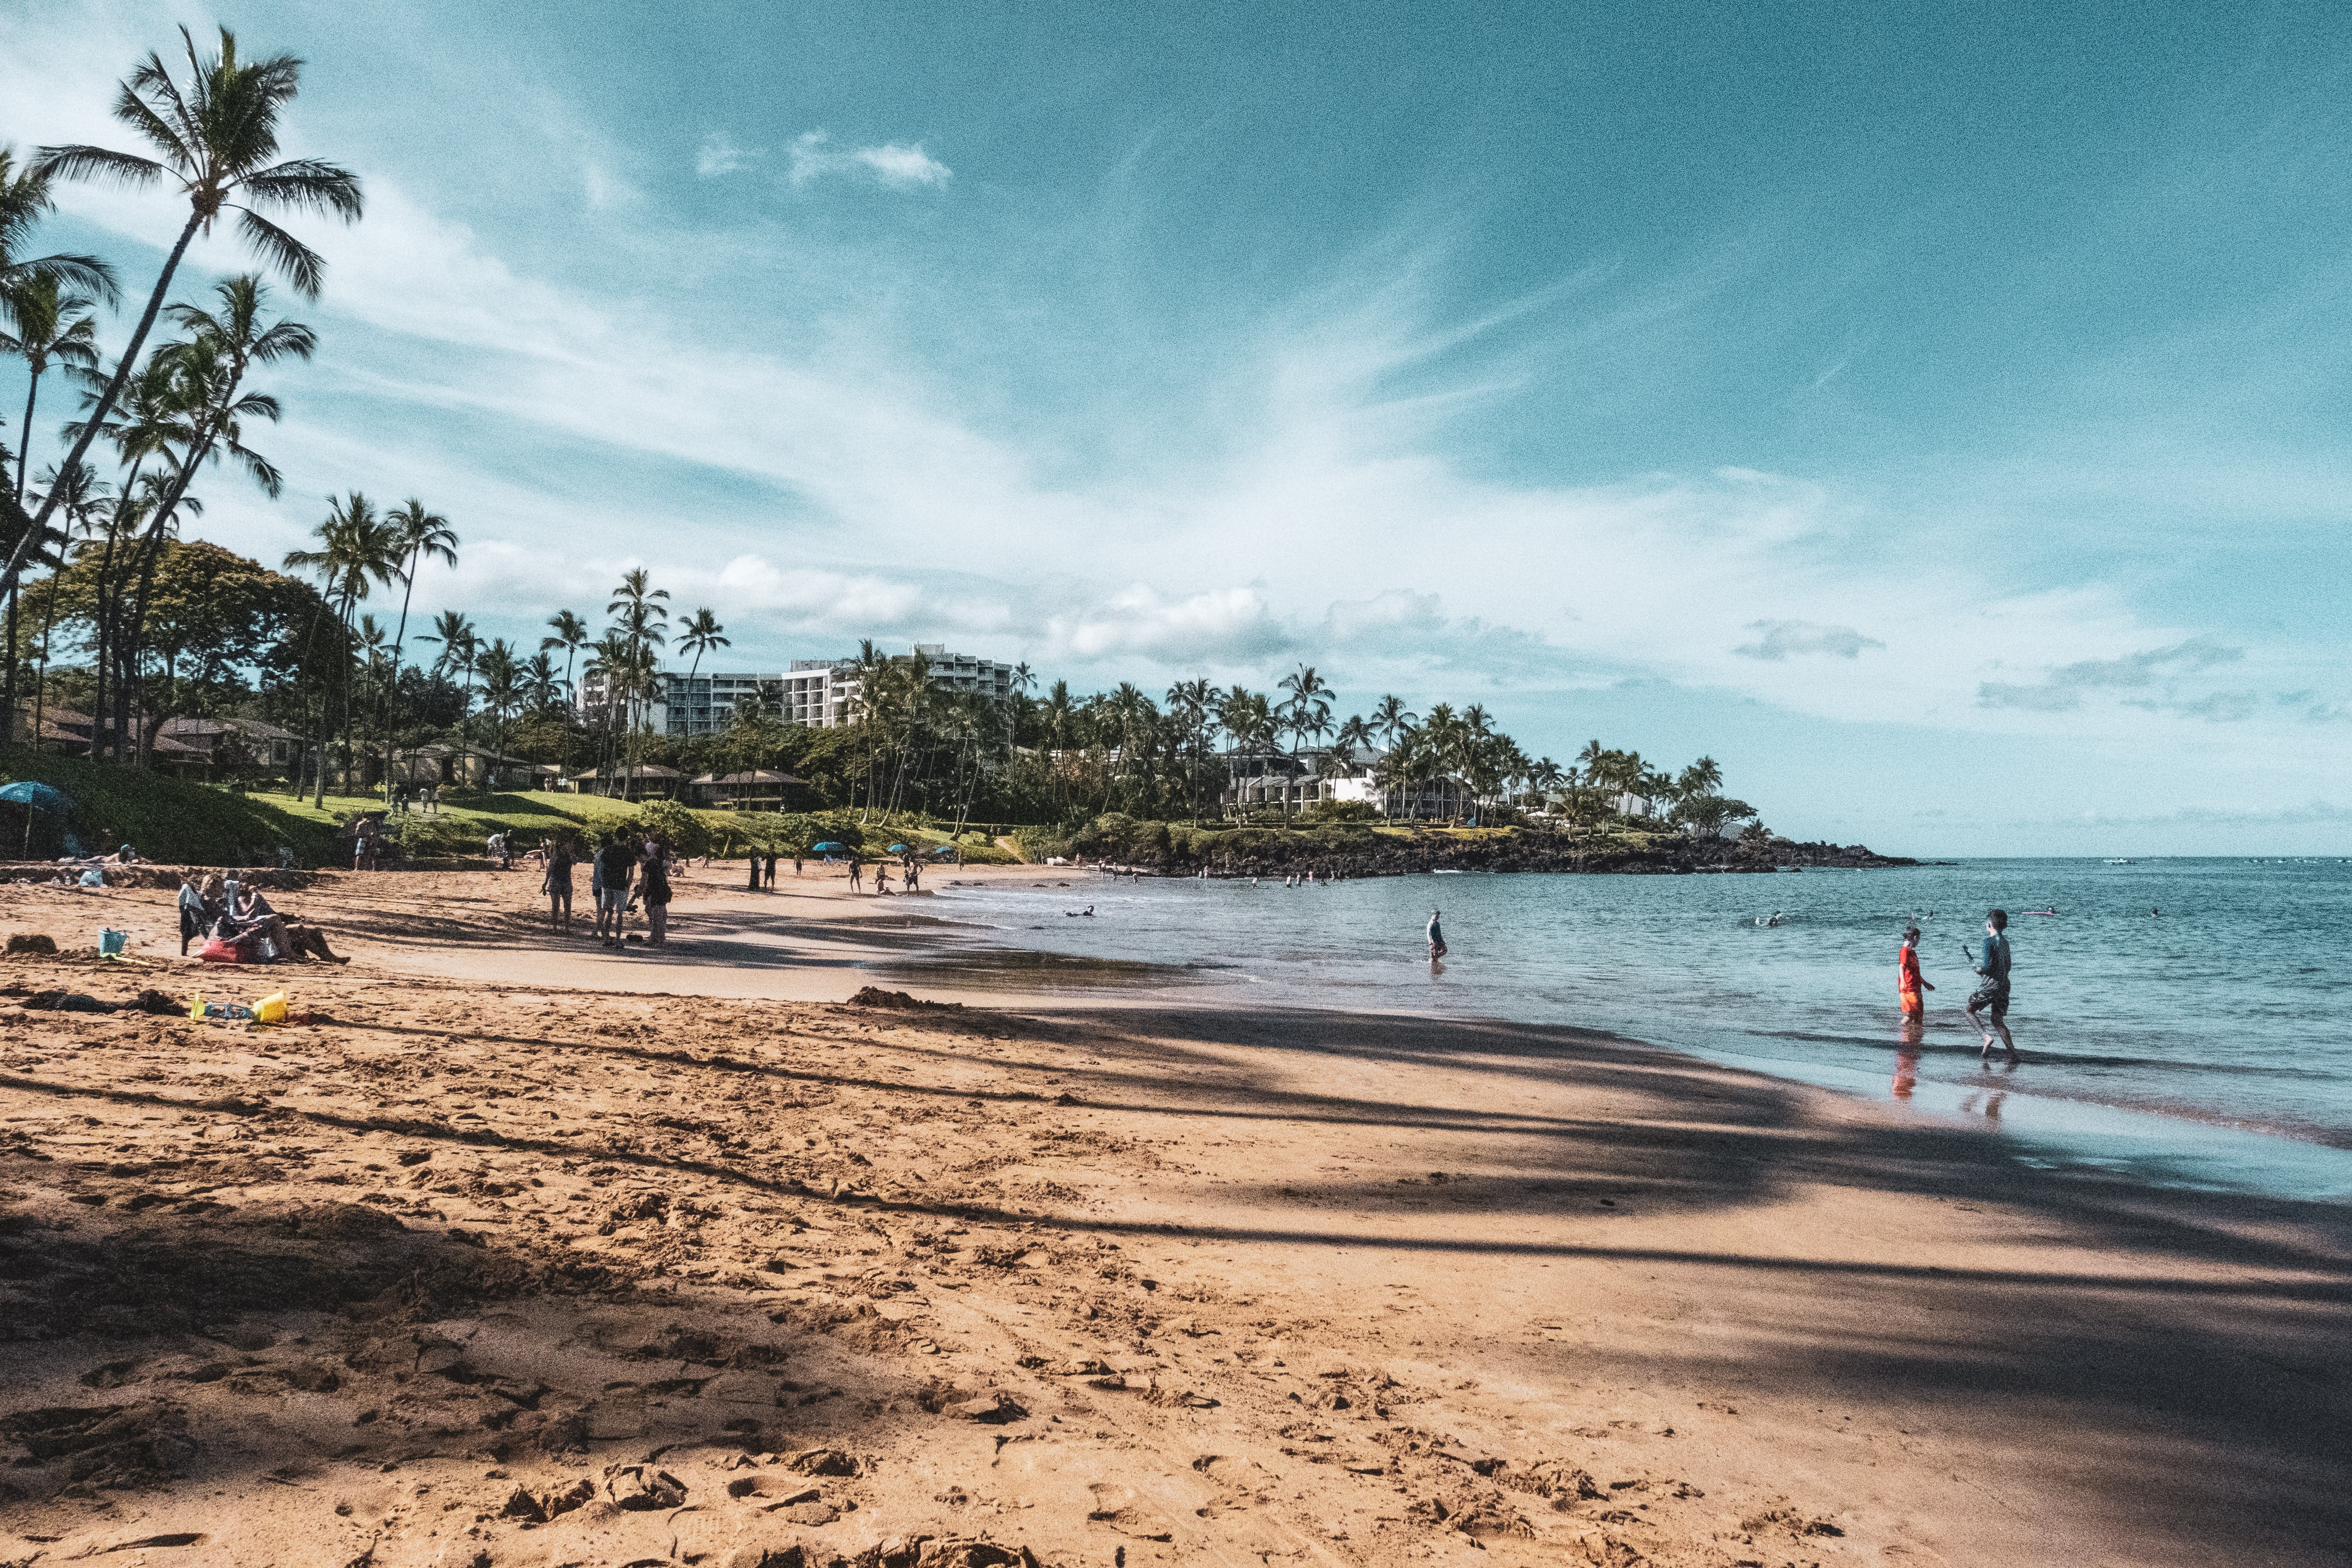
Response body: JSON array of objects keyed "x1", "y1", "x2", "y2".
[
  {"x1": 13, "y1": 26, "x2": 362, "y2": 598},
  {"x1": 675, "y1": 606, "x2": 728, "y2": 732},
  {"x1": 375, "y1": 497, "x2": 455, "y2": 797}
]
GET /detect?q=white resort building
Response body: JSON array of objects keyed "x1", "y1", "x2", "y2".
[{"x1": 580, "y1": 646, "x2": 1016, "y2": 736}]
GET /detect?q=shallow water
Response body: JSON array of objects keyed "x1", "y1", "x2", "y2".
[{"x1": 926, "y1": 857, "x2": 2352, "y2": 1201}]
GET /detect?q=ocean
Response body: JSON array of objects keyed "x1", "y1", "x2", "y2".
[{"x1": 910, "y1": 856, "x2": 2352, "y2": 1202}]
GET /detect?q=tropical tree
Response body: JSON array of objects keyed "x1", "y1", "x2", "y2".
[
  {"x1": 1277, "y1": 664, "x2": 1331, "y2": 755},
  {"x1": 541, "y1": 609, "x2": 589, "y2": 700},
  {"x1": 374, "y1": 497, "x2": 455, "y2": 797},
  {"x1": 0, "y1": 273, "x2": 103, "y2": 736},
  {"x1": 0, "y1": 145, "x2": 118, "y2": 300},
  {"x1": 1370, "y1": 694, "x2": 1416, "y2": 752},
  {"x1": 22, "y1": 461, "x2": 105, "y2": 750},
  {"x1": 475, "y1": 637, "x2": 522, "y2": 784},
  {"x1": 606, "y1": 568, "x2": 669, "y2": 796},
  {"x1": 12, "y1": 25, "x2": 363, "y2": 597},
  {"x1": 676, "y1": 606, "x2": 729, "y2": 729},
  {"x1": 282, "y1": 491, "x2": 397, "y2": 799}
]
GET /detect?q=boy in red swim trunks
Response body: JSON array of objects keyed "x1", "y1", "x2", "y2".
[{"x1": 1898, "y1": 926, "x2": 1933, "y2": 1016}]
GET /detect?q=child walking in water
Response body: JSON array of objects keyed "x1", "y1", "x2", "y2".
[{"x1": 1898, "y1": 925, "x2": 1933, "y2": 1016}]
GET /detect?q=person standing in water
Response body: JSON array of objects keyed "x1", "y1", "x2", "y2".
[
  {"x1": 1898, "y1": 926, "x2": 1933, "y2": 1018},
  {"x1": 1426, "y1": 909, "x2": 1447, "y2": 961},
  {"x1": 1965, "y1": 909, "x2": 2016, "y2": 1059}
]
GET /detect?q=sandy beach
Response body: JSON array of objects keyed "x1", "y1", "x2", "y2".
[{"x1": 0, "y1": 865, "x2": 2345, "y2": 1567}]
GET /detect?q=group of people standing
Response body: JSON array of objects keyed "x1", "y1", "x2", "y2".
[
  {"x1": 534, "y1": 829, "x2": 676, "y2": 949},
  {"x1": 846, "y1": 853, "x2": 922, "y2": 895}
]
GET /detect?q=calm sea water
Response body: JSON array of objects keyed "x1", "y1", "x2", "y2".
[{"x1": 919, "y1": 857, "x2": 2352, "y2": 1201}]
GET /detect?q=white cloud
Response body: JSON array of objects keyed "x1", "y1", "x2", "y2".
[
  {"x1": 697, "y1": 132, "x2": 757, "y2": 178},
  {"x1": 1733, "y1": 620, "x2": 1886, "y2": 661},
  {"x1": 1044, "y1": 585, "x2": 1291, "y2": 666},
  {"x1": 788, "y1": 131, "x2": 952, "y2": 189}
]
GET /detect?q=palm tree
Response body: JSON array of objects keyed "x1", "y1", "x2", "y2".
[
  {"x1": 114, "y1": 276, "x2": 308, "y2": 765},
  {"x1": 541, "y1": 609, "x2": 589, "y2": 701},
  {"x1": 23, "y1": 461, "x2": 105, "y2": 753},
  {"x1": 1370, "y1": 694, "x2": 1416, "y2": 753},
  {"x1": 675, "y1": 607, "x2": 729, "y2": 734},
  {"x1": 474, "y1": 637, "x2": 522, "y2": 789},
  {"x1": 13, "y1": 25, "x2": 363, "y2": 596},
  {"x1": 375, "y1": 497, "x2": 455, "y2": 799},
  {"x1": 284, "y1": 492, "x2": 399, "y2": 800},
  {"x1": 580, "y1": 630, "x2": 634, "y2": 784},
  {"x1": 1, "y1": 274, "x2": 102, "y2": 505},
  {"x1": 520, "y1": 651, "x2": 562, "y2": 713},
  {"x1": 0, "y1": 146, "x2": 118, "y2": 301},
  {"x1": 420, "y1": 610, "x2": 480, "y2": 707},
  {"x1": 1277, "y1": 665, "x2": 1331, "y2": 755},
  {"x1": 0, "y1": 272, "x2": 102, "y2": 741},
  {"x1": 606, "y1": 568, "x2": 669, "y2": 796}
]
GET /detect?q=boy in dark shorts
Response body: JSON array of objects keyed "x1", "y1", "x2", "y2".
[{"x1": 1966, "y1": 909, "x2": 2015, "y2": 1060}]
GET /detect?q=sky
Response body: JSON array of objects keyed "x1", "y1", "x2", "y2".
[{"x1": 5, "y1": 0, "x2": 2352, "y2": 856}]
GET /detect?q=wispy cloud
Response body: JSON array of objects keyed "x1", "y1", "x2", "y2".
[
  {"x1": 1978, "y1": 637, "x2": 2245, "y2": 714},
  {"x1": 696, "y1": 132, "x2": 757, "y2": 178},
  {"x1": 788, "y1": 131, "x2": 952, "y2": 189},
  {"x1": 1733, "y1": 620, "x2": 1885, "y2": 661}
]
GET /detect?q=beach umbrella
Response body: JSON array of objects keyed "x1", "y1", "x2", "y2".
[
  {"x1": 811, "y1": 841, "x2": 846, "y2": 852},
  {"x1": 887, "y1": 842, "x2": 907, "y2": 853},
  {"x1": 930, "y1": 845, "x2": 957, "y2": 856},
  {"x1": 0, "y1": 781, "x2": 72, "y2": 855}
]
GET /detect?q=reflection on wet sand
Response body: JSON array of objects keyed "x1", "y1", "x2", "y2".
[{"x1": 1894, "y1": 1013, "x2": 1923, "y2": 1099}]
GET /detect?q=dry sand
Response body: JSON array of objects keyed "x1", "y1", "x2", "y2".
[{"x1": 0, "y1": 866, "x2": 2345, "y2": 1568}]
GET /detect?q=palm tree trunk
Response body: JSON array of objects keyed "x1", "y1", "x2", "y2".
[
  {"x1": 2, "y1": 370, "x2": 39, "y2": 747},
  {"x1": 1, "y1": 212, "x2": 204, "y2": 599},
  {"x1": 379, "y1": 548, "x2": 418, "y2": 803}
]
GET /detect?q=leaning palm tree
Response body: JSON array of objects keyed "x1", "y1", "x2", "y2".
[
  {"x1": 541, "y1": 609, "x2": 589, "y2": 701},
  {"x1": 675, "y1": 606, "x2": 729, "y2": 733},
  {"x1": 23, "y1": 461, "x2": 106, "y2": 754},
  {"x1": 12, "y1": 25, "x2": 362, "y2": 595}
]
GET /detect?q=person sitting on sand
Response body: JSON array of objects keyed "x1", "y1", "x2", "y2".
[
  {"x1": 874, "y1": 863, "x2": 895, "y2": 895},
  {"x1": 1898, "y1": 926, "x2": 1933, "y2": 1018}
]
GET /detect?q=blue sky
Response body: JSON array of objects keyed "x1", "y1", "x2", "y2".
[{"x1": 6, "y1": 0, "x2": 2352, "y2": 854}]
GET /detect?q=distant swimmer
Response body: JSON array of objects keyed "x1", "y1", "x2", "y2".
[
  {"x1": 1963, "y1": 909, "x2": 2017, "y2": 1061},
  {"x1": 1426, "y1": 909, "x2": 1447, "y2": 961},
  {"x1": 1898, "y1": 926, "x2": 1934, "y2": 1018},
  {"x1": 2027, "y1": 906, "x2": 2058, "y2": 916},
  {"x1": 1757, "y1": 910, "x2": 1783, "y2": 927},
  {"x1": 2150, "y1": 906, "x2": 2161, "y2": 917}
]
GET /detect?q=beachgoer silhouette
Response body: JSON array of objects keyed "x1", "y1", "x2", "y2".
[{"x1": 1426, "y1": 909, "x2": 1447, "y2": 962}]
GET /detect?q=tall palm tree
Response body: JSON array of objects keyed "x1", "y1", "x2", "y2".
[
  {"x1": 420, "y1": 610, "x2": 479, "y2": 709},
  {"x1": 115, "y1": 277, "x2": 307, "y2": 765},
  {"x1": 24, "y1": 461, "x2": 105, "y2": 753},
  {"x1": 0, "y1": 273, "x2": 101, "y2": 741},
  {"x1": 1277, "y1": 665, "x2": 1331, "y2": 756},
  {"x1": 474, "y1": 637, "x2": 522, "y2": 789},
  {"x1": 13, "y1": 25, "x2": 362, "y2": 596},
  {"x1": 541, "y1": 609, "x2": 589, "y2": 701},
  {"x1": 1370, "y1": 695, "x2": 1417, "y2": 753},
  {"x1": 520, "y1": 651, "x2": 562, "y2": 713},
  {"x1": 284, "y1": 492, "x2": 398, "y2": 801},
  {"x1": 606, "y1": 568, "x2": 669, "y2": 796},
  {"x1": 374, "y1": 497, "x2": 456, "y2": 799},
  {"x1": 675, "y1": 606, "x2": 728, "y2": 734}
]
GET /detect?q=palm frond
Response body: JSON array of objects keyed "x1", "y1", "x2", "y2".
[
  {"x1": 237, "y1": 158, "x2": 363, "y2": 220},
  {"x1": 27, "y1": 144, "x2": 167, "y2": 189},
  {"x1": 231, "y1": 207, "x2": 324, "y2": 297}
]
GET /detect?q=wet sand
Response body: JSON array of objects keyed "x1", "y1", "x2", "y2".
[{"x1": 0, "y1": 867, "x2": 2345, "y2": 1566}]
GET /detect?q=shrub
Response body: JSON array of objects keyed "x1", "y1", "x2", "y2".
[{"x1": 625, "y1": 799, "x2": 709, "y2": 856}]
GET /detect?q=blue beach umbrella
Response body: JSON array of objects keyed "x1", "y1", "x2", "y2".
[
  {"x1": 930, "y1": 845, "x2": 956, "y2": 857},
  {"x1": 811, "y1": 841, "x2": 846, "y2": 852},
  {"x1": 0, "y1": 781, "x2": 71, "y2": 813},
  {"x1": 886, "y1": 842, "x2": 907, "y2": 853}
]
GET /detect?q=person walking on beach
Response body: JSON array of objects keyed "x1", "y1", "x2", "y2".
[
  {"x1": 1426, "y1": 908, "x2": 1447, "y2": 962},
  {"x1": 1898, "y1": 926, "x2": 1933, "y2": 1018},
  {"x1": 849, "y1": 859, "x2": 865, "y2": 893},
  {"x1": 1965, "y1": 909, "x2": 2015, "y2": 1059}
]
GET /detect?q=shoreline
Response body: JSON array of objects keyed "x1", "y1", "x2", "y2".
[{"x1": 0, "y1": 868, "x2": 2347, "y2": 1565}]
